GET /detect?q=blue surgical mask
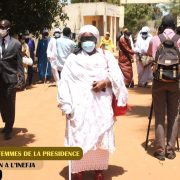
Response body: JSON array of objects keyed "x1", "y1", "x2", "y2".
[{"x1": 81, "y1": 41, "x2": 96, "y2": 53}]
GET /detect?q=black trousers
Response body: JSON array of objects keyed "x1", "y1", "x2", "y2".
[
  {"x1": 0, "y1": 78, "x2": 16, "y2": 131},
  {"x1": 27, "y1": 65, "x2": 34, "y2": 86},
  {"x1": 152, "y1": 80, "x2": 179, "y2": 154}
]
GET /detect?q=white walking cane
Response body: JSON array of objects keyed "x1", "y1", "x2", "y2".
[
  {"x1": 44, "y1": 61, "x2": 49, "y2": 84},
  {"x1": 67, "y1": 118, "x2": 72, "y2": 180}
]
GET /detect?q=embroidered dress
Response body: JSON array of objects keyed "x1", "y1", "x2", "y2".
[
  {"x1": 58, "y1": 49, "x2": 128, "y2": 172},
  {"x1": 71, "y1": 149, "x2": 109, "y2": 173},
  {"x1": 118, "y1": 35, "x2": 134, "y2": 87}
]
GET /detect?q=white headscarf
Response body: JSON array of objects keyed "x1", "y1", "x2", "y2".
[
  {"x1": 54, "y1": 28, "x2": 61, "y2": 33},
  {"x1": 135, "y1": 26, "x2": 152, "y2": 54},
  {"x1": 141, "y1": 26, "x2": 150, "y2": 34},
  {"x1": 78, "y1": 25, "x2": 99, "y2": 41}
]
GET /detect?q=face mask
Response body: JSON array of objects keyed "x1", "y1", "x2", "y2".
[
  {"x1": 142, "y1": 34, "x2": 148, "y2": 39},
  {"x1": 25, "y1": 38, "x2": 29, "y2": 43},
  {"x1": 141, "y1": 32, "x2": 148, "y2": 39},
  {"x1": 54, "y1": 32, "x2": 60, "y2": 38},
  {"x1": 43, "y1": 32, "x2": 49, "y2": 37},
  {"x1": 81, "y1": 41, "x2": 96, "y2": 53},
  {"x1": 0, "y1": 29, "x2": 8, "y2": 38},
  {"x1": 24, "y1": 35, "x2": 29, "y2": 39}
]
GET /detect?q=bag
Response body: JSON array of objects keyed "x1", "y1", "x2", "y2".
[
  {"x1": 101, "y1": 49, "x2": 128, "y2": 117},
  {"x1": 153, "y1": 34, "x2": 180, "y2": 81},
  {"x1": 22, "y1": 57, "x2": 33, "y2": 66},
  {"x1": 140, "y1": 55, "x2": 153, "y2": 67},
  {"x1": 112, "y1": 95, "x2": 127, "y2": 116}
]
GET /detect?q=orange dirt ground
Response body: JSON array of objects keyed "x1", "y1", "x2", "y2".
[{"x1": 0, "y1": 64, "x2": 179, "y2": 180}]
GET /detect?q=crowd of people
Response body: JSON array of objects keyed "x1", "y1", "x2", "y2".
[
  {"x1": 0, "y1": 13, "x2": 180, "y2": 180},
  {"x1": 57, "y1": 14, "x2": 180, "y2": 179}
]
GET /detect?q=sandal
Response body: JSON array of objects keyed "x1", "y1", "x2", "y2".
[
  {"x1": 154, "y1": 152, "x2": 165, "y2": 161},
  {"x1": 166, "y1": 152, "x2": 176, "y2": 159}
]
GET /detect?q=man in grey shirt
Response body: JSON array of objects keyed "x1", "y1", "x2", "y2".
[{"x1": 56, "y1": 27, "x2": 76, "y2": 77}]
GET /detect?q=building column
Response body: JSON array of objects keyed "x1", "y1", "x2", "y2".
[
  {"x1": 114, "y1": 16, "x2": 117, "y2": 50},
  {"x1": 110, "y1": 16, "x2": 113, "y2": 36},
  {"x1": 103, "y1": 6, "x2": 107, "y2": 34}
]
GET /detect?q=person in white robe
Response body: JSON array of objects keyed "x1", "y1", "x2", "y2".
[
  {"x1": 47, "y1": 28, "x2": 61, "y2": 83},
  {"x1": 135, "y1": 26, "x2": 153, "y2": 87},
  {"x1": 57, "y1": 25, "x2": 128, "y2": 180}
]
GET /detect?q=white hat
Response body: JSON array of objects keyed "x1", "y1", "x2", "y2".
[
  {"x1": 79, "y1": 25, "x2": 99, "y2": 41},
  {"x1": 54, "y1": 28, "x2": 61, "y2": 33},
  {"x1": 141, "y1": 26, "x2": 150, "y2": 33}
]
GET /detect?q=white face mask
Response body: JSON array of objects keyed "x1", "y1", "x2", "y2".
[
  {"x1": 141, "y1": 32, "x2": 148, "y2": 39},
  {"x1": 54, "y1": 32, "x2": 60, "y2": 38},
  {"x1": 81, "y1": 41, "x2": 96, "y2": 53},
  {"x1": 0, "y1": 29, "x2": 8, "y2": 38}
]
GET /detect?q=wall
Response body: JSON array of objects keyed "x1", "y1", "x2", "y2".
[
  {"x1": 64, "y1": 2, "x2": 124, "y2": 33},
  {"x1": 121, "y1": 0, "x2": 170, "y2": 3}
]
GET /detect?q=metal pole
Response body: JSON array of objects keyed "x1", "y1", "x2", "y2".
[
  {"x1": 177, "y1": 82, "x2": 180, "y2": 151},
  {"x1": 177, "y1": 138, "x2": 179, "y2": 151},
  {"x1": 67, "y1": 118, "x2": 72, "y2": 180},
  {"x1": 145, "y1": 101, "x2": 153, "y2": 150},
  {"x1": 176, "y1": 98, "x2": 180, "y2": 151}
]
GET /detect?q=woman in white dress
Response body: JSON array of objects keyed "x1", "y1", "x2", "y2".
[
  {"x1": 135, "y1": 26, "x2": 153, "y2": 87},
  {"x1": 58, "y1": 25, "x2": 128, "y2": 180}
]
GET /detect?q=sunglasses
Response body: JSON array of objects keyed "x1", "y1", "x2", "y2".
[
  {"x1": 141, "y1": 32, "x2": 148, "y2": 35},
  {"x1": 80, "y1": 36, "x2": 97, "y2": 43}
]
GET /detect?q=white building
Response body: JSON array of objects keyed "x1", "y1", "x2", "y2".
[{"x1": 63, "y1": 2, "x2": 124, "y2": 46}]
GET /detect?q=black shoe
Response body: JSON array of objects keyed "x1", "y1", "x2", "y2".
[
  {"x1": 154, "y1": 152, "x2": 165, "y2": 161},
  {"x1": 144, "y1": 82, "x2": 148, "y2": 87},
  {"x1": 165, "y1": 152, "x2": 176, "y2": 159},
  {"x1": 4, "y1": 131, "x2": 12, "y2": 140}
]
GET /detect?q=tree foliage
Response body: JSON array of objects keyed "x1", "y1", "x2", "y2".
[
  {"x1": 0, "y1": 0, "x2": 69, "y2": 34},
  {"x1": 124, "y1": 4, "x2": 154, "y2": 34},
  {"x1": 170, "y1": 0, "x2": 180, "y2": 16}
]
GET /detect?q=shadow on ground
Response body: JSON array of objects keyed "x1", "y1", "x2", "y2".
[
  {"x1": 128, "y1": 85, "x2": 152, "y2": 95},
  {"x1": 0, "y1": 128, "x2": 36, "y2": 146},
  {"x1": 59, "y1": 164, "x2": 127, "y2": 180},
  {"x1": 141, "y1": 139, "x2": 155, "y2": 158},
  {"x1": 126, "y1": 105, "x2": 153, "y2": 118}
]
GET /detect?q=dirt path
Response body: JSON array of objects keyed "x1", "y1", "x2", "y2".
[{"x1": 0, "y1": 72, "x2": 179, "y2": 180}]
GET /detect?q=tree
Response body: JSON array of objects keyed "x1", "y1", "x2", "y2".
[
  {"x1": 0, "y1": 0, "x2": 69, "y2": 34},
  {"x1": 124, "y1": 4, "x2": 154, "y2": 34},
  {"x1": 170, "y1": 0, "x2": 180, "y2": 17}
]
